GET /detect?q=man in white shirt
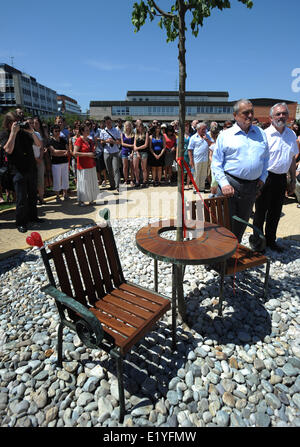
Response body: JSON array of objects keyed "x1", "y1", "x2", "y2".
[
  {"x1": 188, "y1": 122, "x2": 212, "y2": 192},
  {"x1": 100, "y1": 116, "x2": 121, "y2": 192},
  {"x1": 250, "y1": 103, "x2": 298, "y2": 252}
]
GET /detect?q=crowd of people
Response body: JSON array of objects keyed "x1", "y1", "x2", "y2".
[{"x1": 0, "y1": 104, "x2": 299, "y2": 248}]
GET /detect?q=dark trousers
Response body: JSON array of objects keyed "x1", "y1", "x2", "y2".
[
  {"x1": 218, "y1": 173, "x2": 258, "y2": 242},
  {"x1": 252, "y1": 171, "x2": 287, "y2": 246},
  {"x1": 12, "y1": 168, "x2": 37, "y2": 226},
  {"x1": 104, "y1": 152, "x2": 120, "y2": 189}
]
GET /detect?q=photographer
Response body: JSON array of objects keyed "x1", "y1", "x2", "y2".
[{"x1": 0, "y1": 111, "x2": 43, "y2": 233}]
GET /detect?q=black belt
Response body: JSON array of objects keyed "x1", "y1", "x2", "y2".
[
  {"x1": 225, "y1": 172, "x2": 258, "y2": 184},
  {"x1": 268, "y1": 171, "x2": 287, "y2": 177}
]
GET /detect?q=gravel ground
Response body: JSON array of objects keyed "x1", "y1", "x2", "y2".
[{"x1": 0, "y1": 218, "x2": 300, "y2": 427}]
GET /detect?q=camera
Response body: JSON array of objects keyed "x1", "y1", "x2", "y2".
[{"x1": 17, "y1": 121, "x2": 30, "y2": 130}]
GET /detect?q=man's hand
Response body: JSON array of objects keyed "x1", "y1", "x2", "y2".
[
  {"x1": 11, "y1": 121, "x2": 20, "y2": 135},
  {"x1": 287, "y1": 180, "x2": 296, "y2": 195},
  {"x1": 221, "y1": 184, "x2": 234, "y2": 197},
  {"x1": 256, "y1": 179, "x2": 264, "y2": 198}
]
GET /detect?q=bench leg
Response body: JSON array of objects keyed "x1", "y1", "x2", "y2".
[
  {"x1": 111, "y1": 349, "x2": 125, "y2": 423},
  {"x1": 154, "y1": 259, "x2": 158, "y2": 292},
  {"x1": 171, "y1": 264, "x2": 177, "y2": 351},
  {"x1": 57, "y1": 321, "x2": 64, "y2": 367},
  {"x1": 175, "y1": 264, "x2": 187, "y2": 322},
  {"x1": 218, "y1": 262, "x2": 226, "y2": 316}
]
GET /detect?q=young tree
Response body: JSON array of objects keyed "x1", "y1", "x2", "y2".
[
  {"x1": 132, "y1": 0, "x2": 253, "y2": 321},
  {"x1": 132, "y1": 0, "x2": 253, "y2": 239}
]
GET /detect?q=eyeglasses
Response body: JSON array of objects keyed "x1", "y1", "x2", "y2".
[{"x1": 274, "y1": 112, "x2": 288, "y2": 117}]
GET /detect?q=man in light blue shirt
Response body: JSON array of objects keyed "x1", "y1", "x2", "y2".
[
  {"x1": 100, "y1": 116, "x2": 121, "y2": 192},
  {"x1": 188, "y1": 122, "x2": 213, "y2": 192},
  {"x1": 211, "y1": 99, "x2": 269, "y2": 241}
]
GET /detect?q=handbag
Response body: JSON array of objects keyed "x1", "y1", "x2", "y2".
[
  {"x1": 0, "y1": 165, "x2": 14, "y2": 190},
  {"x1": 0, "y1": 149, "x2": 13, "y2": 190},
  {"x1": 0, "y1": 166, "x2": 8, "y2": 177}
]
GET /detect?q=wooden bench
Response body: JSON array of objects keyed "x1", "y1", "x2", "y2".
[
  {"x1": 29, "y1": 215, "x2": 175, "y2": 423},
  {"x1": 190, "y1": 196, "x2": 270, "y2": 314}
]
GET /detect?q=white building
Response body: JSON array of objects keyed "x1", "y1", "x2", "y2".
[
  {"x1": 0, "y1": 63, "x2": 58, "y2": 116},
  {"x1": 57, "y1": 95, "x2": 82, "y2": 115},
  {"x1": 90, "y1": 90, "x2": 233, "y2": 123}
]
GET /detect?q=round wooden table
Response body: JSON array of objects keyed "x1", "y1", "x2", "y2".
[
  {"x1": 136, "y1": 219, "x2": 238, "y2": 345},
  {"x1": 136, "y1": 219, "x2": 237, "y2": 265}
]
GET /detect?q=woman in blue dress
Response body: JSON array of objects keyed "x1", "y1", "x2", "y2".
[{"x1": 149, "y1": 123, "x2": 166, "y2": 186}]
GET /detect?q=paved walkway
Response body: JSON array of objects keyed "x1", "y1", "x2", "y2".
[{"x1": 0, "y1": 184, "x2": 299, "y2": 260}]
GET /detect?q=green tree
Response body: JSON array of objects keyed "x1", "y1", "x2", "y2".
[
  {"x1": 132, "y1": 0, "x2": 253, "y2": 320},
  {"x1": 132, "y1": 0, "x2": 253, "y2": 235}
]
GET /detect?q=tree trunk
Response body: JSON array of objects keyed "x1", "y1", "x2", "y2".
[
  {"x1": 176, "y1": 0, "x2": 187, "y2": 321},
  {"x1": 176, "y1": 0, "x2": 186, "y2": 242}
]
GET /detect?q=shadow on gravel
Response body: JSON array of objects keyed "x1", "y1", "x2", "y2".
[
  {"x1": 0, "y1": 251, "x2": 39, "y2": 275},
  {"x1": 78, "y1": 322, "x2": 197, "y2": 408}
]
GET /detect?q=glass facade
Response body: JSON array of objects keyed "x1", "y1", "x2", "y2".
[
  {"x1": 127, "y1": 95, "x2": 221, "y2": 102},
  {"x1": 0, "y1": 71, "x2": 16, "y2": 105},
  {"x1": 0, "y1": 65, "x2": 58, "y2": 114},
  {"x1": 112, "y1": 105, "x2": 232, "y2": 116}
]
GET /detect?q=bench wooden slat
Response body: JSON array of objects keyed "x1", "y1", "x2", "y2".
[
  {"x1": 111, "y1": 288, "x2": 163, "y2": 313},
  {"x1": 81, "y1": 233, "x2": 106, "y2": 301},
  {"x1": 190, "y1": 197, "x2": 269, "y2": 292},
  {"x1": 216, "y1": 198, "x2": 224, "y2": 227},
  {"x1": 94, "y1": 299, "x2": 145, "y2": 328},
  {"x1": 90, "y1": 307, "x2": 136, "y2": 337},
  {"x1": 73, "y1": 237, "x2": 98, "y2": 305},
  {"x1": 120, "y1": 283, "x2": 170, "y2": 306},
  {"x1": 63, "y1": 241, "x2": 86, "y2": 306},
  {"x1": 51, "y1": 245, "x2": 74, "y2": 299},
  {"x1": 101, "y1": 294, "x2": 153, "y2": 320},
  {"x1": 101, "y1": 226, "x2": 122, "y2": 288},
  {"x1": 117, "y1": 298, "x2": 170, "y2": 355},
  {"x1": 92, "y1": 228, "x2": 114, "y2": 293},
  {"x1": 89, "y1": 308, "x2": 128, "y2": 347}
]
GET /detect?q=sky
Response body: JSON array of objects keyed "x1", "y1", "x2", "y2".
[{"x1": 1, "y1": 0, "x2": 300, "y2": 113}]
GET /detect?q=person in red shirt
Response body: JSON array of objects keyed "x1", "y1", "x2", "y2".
[
  {"x1": 74, "y1": 124, "x2": 99, "y2": 206},
  {"x1": 163, "y1": 125, "x2": 177, "y2": 184}
]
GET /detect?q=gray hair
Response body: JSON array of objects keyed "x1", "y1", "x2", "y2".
[
  {"x1": 233, "y1": 99, "x2": 253, "y2": 114},
  {"x1": 270, "y1": 102, "x2": 289, "y2": 117},
  {"x1": 196, "y1": 122, "x2": 207, "y2": 129}
]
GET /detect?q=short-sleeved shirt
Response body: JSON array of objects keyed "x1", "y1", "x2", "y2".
[
  {"x1": 100, "y1": 127, "x2": 121, "y2": 154},
  {"x1": 74, "y1": 137, "x2": 96, "y2": 170},
  {"x1": 50, "y1": 137, "x2": 68, "y2": 164},
  {"x1": 0, "y1": 129, "x2": 35, "y2": 173},
  {"x1": 188, "y1": 133, "x2": 209, "y2": 163},
  {"x1": 265, "y1": 125, "x2": 298, "y2": 174}
]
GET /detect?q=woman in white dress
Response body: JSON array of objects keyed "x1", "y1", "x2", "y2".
[{"x1": 74, "y1": 124, "x2": 99, "y2": 206}]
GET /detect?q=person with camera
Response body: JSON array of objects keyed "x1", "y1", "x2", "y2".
[{"x1": 0, "y1": 111, "x2": 43, "y2": 233}]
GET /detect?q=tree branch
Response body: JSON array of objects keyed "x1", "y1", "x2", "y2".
[{"x1": 151, "y1": 0, "x2": 176, "y2": 19}]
